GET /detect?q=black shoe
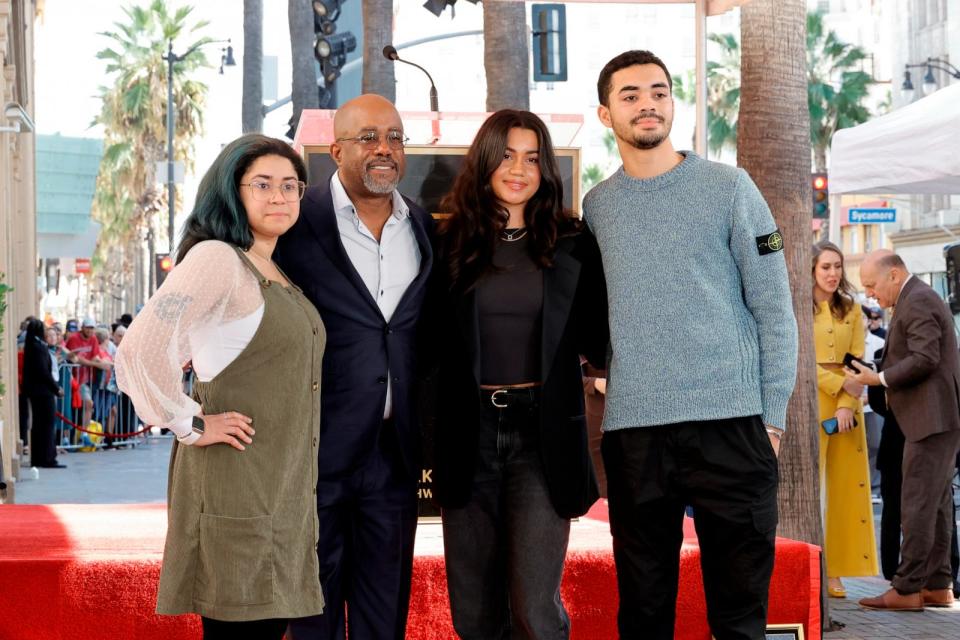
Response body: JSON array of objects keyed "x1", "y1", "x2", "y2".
[{"x1": 37, "y1": 463, "x2": 67, "y2": 469}]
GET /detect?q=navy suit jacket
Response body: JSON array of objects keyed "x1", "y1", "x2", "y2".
[{"x1": 275, "y1": 185, "x2": 434, "y2": 479}]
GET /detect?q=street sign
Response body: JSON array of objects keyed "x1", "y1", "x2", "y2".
[
  {"x1": 75, "y1": 258, "x2": 91, "y2": 274},
  {"x1": 849, "y1": 208, "x2": 896, "y2": 224}
]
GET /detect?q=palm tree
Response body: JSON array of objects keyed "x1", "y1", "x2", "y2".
[
  {"x1": 242, "y1": 0, "x2": 263, "y2": 133},
  {"x1": 739, "y1": 0, "x2": 822, "y2": 557},
  {"x1": 673, "y1": 33, "x2": 740, "y2": 158},
  {"x1": 483, "y1": 1, "x2": 529, "y2": 111},
  {"x1": 288, "y1": 0, "x2": 319, "y2": 137},
  {"x1": 362, "y1": 0, "x2": 395, "y2": 101},
  {"x1": 92, "y1": 0, "x2": 210, "y2": 301},
  {"x1": 807, "y1": 11, "x2": 872, "y2": 171},
  {"x1": 679, "y1": 11, "x2": 872, "y2": 168}
]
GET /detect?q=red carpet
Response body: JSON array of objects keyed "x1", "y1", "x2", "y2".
[{"x1": 0, "y1": 503, "x2": 819, "y2": 639}]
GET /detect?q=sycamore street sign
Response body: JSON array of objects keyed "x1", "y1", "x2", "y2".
[{"x1": 849, "y1": 208, "x2": 896, "y2": 224}]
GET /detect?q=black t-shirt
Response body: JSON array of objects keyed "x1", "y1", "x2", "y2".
[{"x1": 476, "y1": 232, "x2": 543, "y2": 385}]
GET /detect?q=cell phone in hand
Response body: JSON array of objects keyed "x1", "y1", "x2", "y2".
[
  {"x1": 821, "y1": 416, "x2": 858, "y2": 435},
  {"x1": 843, "y1": 352, "x2": 873, "y2": 371}
]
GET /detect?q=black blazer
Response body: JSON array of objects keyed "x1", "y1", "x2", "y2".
[
  {"x1": 275, "y1": 185, "x2": 434, "y2": 479},
  {"x1": 423, "y1": 228, "x2": 609, "y2": 518},
  {"x1": 22, "y1": 339, "x2": 60, "y2": 398}
]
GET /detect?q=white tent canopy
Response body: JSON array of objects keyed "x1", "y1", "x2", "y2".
[{"x1": 830, "y1": 82, "x2": 960, "y2": 195}]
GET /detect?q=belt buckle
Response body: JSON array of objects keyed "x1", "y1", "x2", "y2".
[{"x1": 490, "y1": 389, "x2": 508, "y2": 408}]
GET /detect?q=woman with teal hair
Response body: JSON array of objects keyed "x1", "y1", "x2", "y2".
[{"x1": 116, "y1": 134, "x2": 326, "y2": 639}]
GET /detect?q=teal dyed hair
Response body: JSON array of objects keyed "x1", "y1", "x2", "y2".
[{"x1": 176, "y1": 133, "x2": 308, "y2": 264}]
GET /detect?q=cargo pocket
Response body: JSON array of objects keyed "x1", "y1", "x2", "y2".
[{"x1": 195, "y1": 513, "x2": 275, "y2": 607}]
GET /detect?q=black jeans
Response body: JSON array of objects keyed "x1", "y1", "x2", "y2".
[
  {"x1": 201, "y1": 616, "x2": 287, "y2": 640},
  {"x1": 603, "y1": 416, "x2": 778, "y2": 640},
  {"x1": 442, "y1": 400, "x2": 571, "y2": 640}
]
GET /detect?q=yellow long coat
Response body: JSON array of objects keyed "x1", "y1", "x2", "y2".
[{"x1": 815, "y1": 301, "x2": 878, "y2": 578}]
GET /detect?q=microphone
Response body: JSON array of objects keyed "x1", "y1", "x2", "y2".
[{"x1": 382, "y1": 45, "x2": 439, "y2": 113}]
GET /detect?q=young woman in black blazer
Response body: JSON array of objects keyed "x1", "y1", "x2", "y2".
[{"x1": 425, "y1": 110, "x2": 608, "y2": 639}]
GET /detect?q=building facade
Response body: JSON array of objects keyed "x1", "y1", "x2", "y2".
[{"x1": 0, "y1": 0, "x2": 38, "y2": 499}]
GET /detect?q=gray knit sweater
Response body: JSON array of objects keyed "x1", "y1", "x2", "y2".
[{"x1": 583, "y1": 152, "x2": 798, "y2": 430}]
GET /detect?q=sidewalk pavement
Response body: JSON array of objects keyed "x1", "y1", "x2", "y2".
[{"x1": 9, "y1": 440, "x2": 960, "y2": 639}]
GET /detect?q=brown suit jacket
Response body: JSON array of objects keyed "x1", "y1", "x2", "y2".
[{"x1": 881, "y1": 277, "x2": 960, "y2": 442}]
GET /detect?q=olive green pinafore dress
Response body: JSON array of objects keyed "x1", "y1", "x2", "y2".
[{"x1": 156, "y1": 247, "x2": 325, "y2": 621}]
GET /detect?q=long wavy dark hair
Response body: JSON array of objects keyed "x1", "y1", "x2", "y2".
[
  {"x1": 439, "y1": 109, "x2": 578, "y2": 292},
  {"x1": 176, "y1": 134, "x2": 307, "y2": 264},
  {"x1": 812, "y1": 240, "x2": 856, "y2": 319}
]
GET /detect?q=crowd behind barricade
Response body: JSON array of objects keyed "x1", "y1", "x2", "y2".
[{"x1": 15, "y1": 312, "x2": 162, "y2": 468}]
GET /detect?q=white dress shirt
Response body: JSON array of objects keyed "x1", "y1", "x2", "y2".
[{"x1": 330, "y1": 171, "x2": 422, "y2": 418}]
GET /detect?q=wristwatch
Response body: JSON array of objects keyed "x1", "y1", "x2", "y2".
[{"x1": 192, "y1": 415, "x2": 205, "y2": 436}]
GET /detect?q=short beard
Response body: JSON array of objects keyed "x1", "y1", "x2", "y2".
[
  {"x1": 362, "y1": 171, "x2": 399, "y2": 194},
  {"x1": 614, "y1": 114, "x2": 672, "y2": 151},
  {"x1": 627, "y1": 131, "x2": 669, "y2": 150}
]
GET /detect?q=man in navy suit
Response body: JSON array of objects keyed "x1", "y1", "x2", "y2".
[{"x1": 277, "y1": 94, "x2": 434, "y2": 640}]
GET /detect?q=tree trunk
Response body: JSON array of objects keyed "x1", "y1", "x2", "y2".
[
  {"x1": 814, "y1": 143, "x2": 827, "y2": 174},
  {"x1": 242, "y1": 0, "x2": 264, "y2": 133},
  {"x1": 739, "y1": 0, "x2": 821, "y2": 545},
  {"x1": 289, "y1": 0, "x2": 320, "y2": 138},
  {"x1": 361, "y1": 0, "x2": 395, "y2": 101},
  {"x1": 483, "y1": 0, "x2": 529, "y2": 111}
]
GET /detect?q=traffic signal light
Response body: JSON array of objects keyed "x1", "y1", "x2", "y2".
[
  {"x1": 313, "y1": 0, "x2": 355, "y2": 107},
  {"x1": 422, "y1": 0, "x2": 479, "y2": 17},
  {"x1": 156, "y1": 253, "x2": 174, "y2": 288},
  {"x1": 812, "y1": 173, "x2": 829, "y2": 219}
]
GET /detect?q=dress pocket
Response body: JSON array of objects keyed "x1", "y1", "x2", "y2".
[{"x1": 194, "y1": 513, "x2": 275, "y2": 607}]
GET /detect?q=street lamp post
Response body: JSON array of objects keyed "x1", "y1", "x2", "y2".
[
  {"x1": 162, "y1": 39, "x2": 235, "y2": 255},
  {"x1": 900, "y1": 57, "x2": 960, "y2": 102}
]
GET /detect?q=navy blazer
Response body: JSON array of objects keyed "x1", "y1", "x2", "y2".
[{"x1": 275, "y1": 185, "x2": 434, "y2": 479}]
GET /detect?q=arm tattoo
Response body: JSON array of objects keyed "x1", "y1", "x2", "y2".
[{"x1": 152, "y1": 293, "x2": 194, "y2": 322}]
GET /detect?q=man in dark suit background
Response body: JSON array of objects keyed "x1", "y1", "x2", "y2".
[
  {"x1": 847, "y1": 249, "x2": 960, "y2": 611},
  {"x1": 276, "y1": 94, "x2": 434, "y2": 639}
]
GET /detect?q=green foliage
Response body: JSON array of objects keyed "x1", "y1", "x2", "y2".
[
  {"x1": 582, "y1": 164, "x2": 605, "y2": 192},
  {"x1": 91, "y1": 0, "x2": 210, "y2": 265},
  {"x1": 676, "y1": 10, "x2": 874, "y2": 168},
  {"x1": 0, "y1": 273, "x2": 11, "y2": 402}
]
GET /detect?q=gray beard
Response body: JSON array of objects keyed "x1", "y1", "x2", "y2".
[{"x1": 362, "y1": 171, "x2": 399, "y2": 194}]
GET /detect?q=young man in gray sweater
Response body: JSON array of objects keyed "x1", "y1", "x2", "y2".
[{"x1": 583, "y1": 50, "x2": 798, "y2": 640}]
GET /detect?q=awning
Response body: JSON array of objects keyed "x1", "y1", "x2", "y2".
[{"x1": 830, "y1": 83, "x2": 960, "y2": 195}]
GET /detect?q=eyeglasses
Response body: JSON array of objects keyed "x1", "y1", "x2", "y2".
[
  {"x1": 240, "y1": 180, "x2": 306, "y2": 202},
  {"x1": 335, "y1": 130, "x2": 409, "y2": 150}
]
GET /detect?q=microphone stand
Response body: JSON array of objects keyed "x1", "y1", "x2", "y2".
[{"x1": 384, "y1": 46, "x2": 441, "y2": 143}]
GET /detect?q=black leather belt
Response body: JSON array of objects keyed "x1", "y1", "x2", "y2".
[{"x1": 480, "y1": 386, "x2": 541, "y2": 409}]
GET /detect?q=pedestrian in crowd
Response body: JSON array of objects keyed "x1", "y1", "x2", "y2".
[
  {"x1": 423, "y1": 109, "x2": 608, "y2": 639},
  {"x1": 63, "y1": 319, "x2": 79, "y2": 343},
  {"x1": 115, "y1": 133, "x2": 325, "y2": 639},
  {"x1": 275, "y1": 94, "x2": 433, "y2": 640},
  {"x1": 21, "y1": 318, "x2": 65, "y2": 468},
  {"x1": 583, "y1": 50, "x2": 798, "y2": 639},
  {"x1": 118, "y1": 312, "x2": 133, "y2": 328},
  {"x1": 866, "y1": 307, "x2": 887, "y2": 339},
  {"x1": 17, "y1": 318, "x2": 31, "y2": 444},
  {"x1": 811, "y1": 240, "x2": 878, "y2": 598},
  {"x1": 65, "y1": 317, "x2": 105, "y2": 429},
  {"x1": 111, "y1": 324, "x2": 126, "y2": 349},
  {"x1": 582, "y1": 356, "x2": 608, "y2": 499},
  {"x1": 92, "y1": 328, "x2": 117, "y2": 442},
  {"x1": 849, "y1": 250, "x2": 960, "y2": 611},
  {"x1": 862, "y1": 310, "x2": 886, "y2": 497}
]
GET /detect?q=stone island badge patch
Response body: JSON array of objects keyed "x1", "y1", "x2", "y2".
[{"x1": 756, "y1": 230, "x2": 784, "y2": 256}]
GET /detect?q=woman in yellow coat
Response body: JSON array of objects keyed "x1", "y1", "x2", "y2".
[{"x1": 813, "y1": 240, "x2": 878, "y2": 598}]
